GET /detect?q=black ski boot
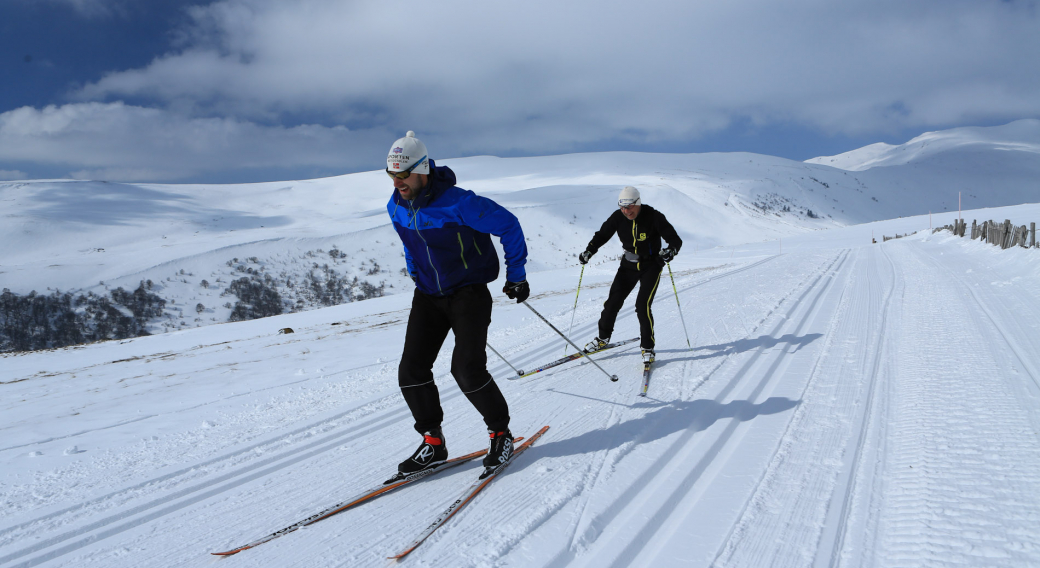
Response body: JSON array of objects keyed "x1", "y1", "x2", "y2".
[
  {"x1": 479, "y1": 429, "x2": 514, "y2": 479},
  {"x1": 397, "y1": 429, "x2": 448, "y2": 475}
]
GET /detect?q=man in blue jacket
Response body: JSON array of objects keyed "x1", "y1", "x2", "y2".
[{"x1": 386, "y1": 131, "x2": 529, "y2": 480}]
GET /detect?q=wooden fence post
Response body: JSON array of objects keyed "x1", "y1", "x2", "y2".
[{"x1": 1032, "y1": 222, "x2": 1036, "y2": 248}]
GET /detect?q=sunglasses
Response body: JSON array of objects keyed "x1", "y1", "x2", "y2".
[
  {"x1": 618, "y1": 199, "x2": 639, "y2": 209},
  {"x1": 386, "y1": 155, "x2": 427, "y2": 180}
]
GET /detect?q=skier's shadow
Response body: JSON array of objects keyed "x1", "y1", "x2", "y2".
[
  {"x1": 655, "y1": 333, "x2": 823, "y2": 367},
  {"x1": 516, "y1": 396, "x2": 799, "y2": 468}
]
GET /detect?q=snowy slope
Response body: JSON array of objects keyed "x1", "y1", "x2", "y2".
[
  {"x1": 3, "y1": 121, "x2": 1039, "y2": 340},
  {"x1": 2, "y1": 203, "x2": 1039, "y2": 568},
  {"x1": 806, "y1": 119, "x2": 1040, "y2": 216}
]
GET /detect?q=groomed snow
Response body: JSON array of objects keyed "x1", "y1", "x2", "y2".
[{"x1": 2, "y1": 123, "x2": 1040, "y2": 567}]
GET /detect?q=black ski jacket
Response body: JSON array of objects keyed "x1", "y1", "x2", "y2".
[{"x1": 585, "y1": 204, "x2": 682, "y2": 271}]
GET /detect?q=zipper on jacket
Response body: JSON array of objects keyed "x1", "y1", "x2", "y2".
[
  {"x1": 472, "y1": 237, "x2": 482, "y2": 255},
  {"x1": 632, "y1": 219, "x2": 640, "y2": 270},
  {"x1": 456, "y1": 233, "x2": 469, "y2": 269},
  {"x1": 409, "y1": 202, "x2": 443, "y2": 293}
]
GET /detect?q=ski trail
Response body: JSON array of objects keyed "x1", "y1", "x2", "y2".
[
  {"x1": 0, "y1": 400, "x2": 421, "y2": 567},
  {"x1": 393, "y1": 253, "x2": 827, "y2": 568},
  {"x1": 500, "y1": 254, "x2": 834, "y2": 568},
  {"x1": 864, "y1": 243, "x2": 1040, "y2": 568},
  {"x1": 708, "y1": 245, "x2": 898, "y2": 568},
  {"x1": 549, "y1": 250, "x2": 850, "y2": 568}
]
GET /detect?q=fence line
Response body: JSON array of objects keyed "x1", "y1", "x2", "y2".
[{"x1": 931, "y1": 218, "x2": 1037, "y2": 250}]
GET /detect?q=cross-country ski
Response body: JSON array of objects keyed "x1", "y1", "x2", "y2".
[
  {"x1": 512, "y1": 337, "x2": 638, "y2": 379},
  {"x1": 639, "y1": 360, "x2": 653, "y2": 397},
  {"x1": 210, "y1": 437, "x2": 523, "y2": 556},
  {"x1": 211, "y1": 448, "x2": 487, "y2": 556},
  {"x1": 389, "y1": 425, "x2": 550, "y2": 560}
]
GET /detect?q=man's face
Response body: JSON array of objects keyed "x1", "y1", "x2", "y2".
[
  {"x1": 393, "y1": 172, "x2": 426, "y2": 201},
  {"x1": 620, "y1": 203, "x2": 641, "y2": 220}
]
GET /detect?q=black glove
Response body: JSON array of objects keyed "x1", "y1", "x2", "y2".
[
  {"x1": 409, "y1": 273, "x2": 417, "y2": 284},
  {"x1": 659, "y1": 248, "x2": 676, "y2": 264},
  {"x1": 503, "y1": 280, "x2": 530, "y2": 303},
  {"x1": 578, "y1": 250, "x2": 593, "y2": 265}
]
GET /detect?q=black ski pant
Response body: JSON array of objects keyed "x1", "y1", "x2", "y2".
[
  {"x1": 398, "y1": 283, "x2": 510, "y2": 435},
  {"x1": 598, "y1": 264, "x2": 663, "y2": 351}
]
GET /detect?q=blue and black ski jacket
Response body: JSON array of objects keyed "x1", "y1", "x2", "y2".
[{"x1": 387, "y1": 160, "x2": 528, "y2": 297}]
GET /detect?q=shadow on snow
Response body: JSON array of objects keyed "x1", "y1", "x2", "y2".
[
  {"x1": 524, "y1": 396, "x2": 800, "y2": 465},
  {"x1": 655, "y1": 332, "x2": 823, "y2": 368}
]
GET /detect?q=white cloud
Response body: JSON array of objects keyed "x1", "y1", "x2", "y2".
[
  {"x1": 0, "y1": 103, "x2": 392, "y2": 181},
  {"x1": 0, "y1": 169, "x2": 29, "y2": 180},
  {"x1": 6, "y1": 0, "x2": 1040, "y2": 180},
  {"x1": 76, "y1": 0, "x2": 1040, "y2": 143}
]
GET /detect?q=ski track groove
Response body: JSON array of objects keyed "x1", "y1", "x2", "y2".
[
  {"x1": 708, "y1": 248, "x2": 861, "y2": 568},
  {"x1": 0, "y1": 256, "x2": 785, "y2": 568},
  {"x1": 527, "y1": 251, "x2": 847, "y2": 568},
  {"x1": 820, "y1": 245, "x2": 898, "y2": 568},
  {"x1": 598, "y1": 251, "x2": 851, "y2": 568},
  {"x1": 705, "y1": 245, "x2": 898, "y2": 568},
  {"x1": 1, "y1": 370, "x2": 480, "y2": 566}
]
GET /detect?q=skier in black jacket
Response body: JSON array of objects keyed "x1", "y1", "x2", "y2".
[{"x1": 579, "y1": 186, "x2": 682, "y2": 363}]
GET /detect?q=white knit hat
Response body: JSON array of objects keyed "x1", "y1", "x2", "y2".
[
  {"x1": 618, "y1": 186, "x2": 641, "y2": 207},
  {"x1": 386, "y1": 131, "x2": 430, "y2": 175}
]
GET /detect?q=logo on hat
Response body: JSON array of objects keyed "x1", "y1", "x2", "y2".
[{"x1": 393, "y1": 147, "x2": 403, "y2": 153}]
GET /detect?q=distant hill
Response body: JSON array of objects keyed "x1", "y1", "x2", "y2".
[
  {"x1": 807, "y1": 119, "x2": 1040, "y2": 215},
  {"x1": 2, "y1": 121, "x2": 1038, "y2": 348}
]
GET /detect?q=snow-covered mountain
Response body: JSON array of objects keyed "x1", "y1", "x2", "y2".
[
  {"x1": 807, "y1": 119, "x2": 1040, "y2": 214},
  {"x1": 2, "y1": 121, "x2": 1038, "y2": 345}
]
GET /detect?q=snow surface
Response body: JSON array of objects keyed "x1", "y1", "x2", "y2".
[{"x1": 2, "y1": 123, "x2": 1040, "y2": 567}]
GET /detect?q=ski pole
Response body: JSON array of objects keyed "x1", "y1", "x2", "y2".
[
  {"x1": 522, "y1": 301, "x2": 619, "y2": 382},
  {"x1": 486, "y1": 342, "x2": 521, "y2": 376},
  {"x1": 667, "y1": 263, "x2": 692, "y2": 350},
  {"x1": 563, "y1": 265, "x2": 585, "y2": 355}
]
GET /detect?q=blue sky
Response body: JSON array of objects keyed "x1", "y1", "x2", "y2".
[{"x1": 2, "y1": 0, "x2": 1038, "y2": 183}]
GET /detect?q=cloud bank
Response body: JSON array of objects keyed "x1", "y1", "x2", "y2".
[{"x1": 3, "y1": 0, "x2": 1039, "y2": 181}]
